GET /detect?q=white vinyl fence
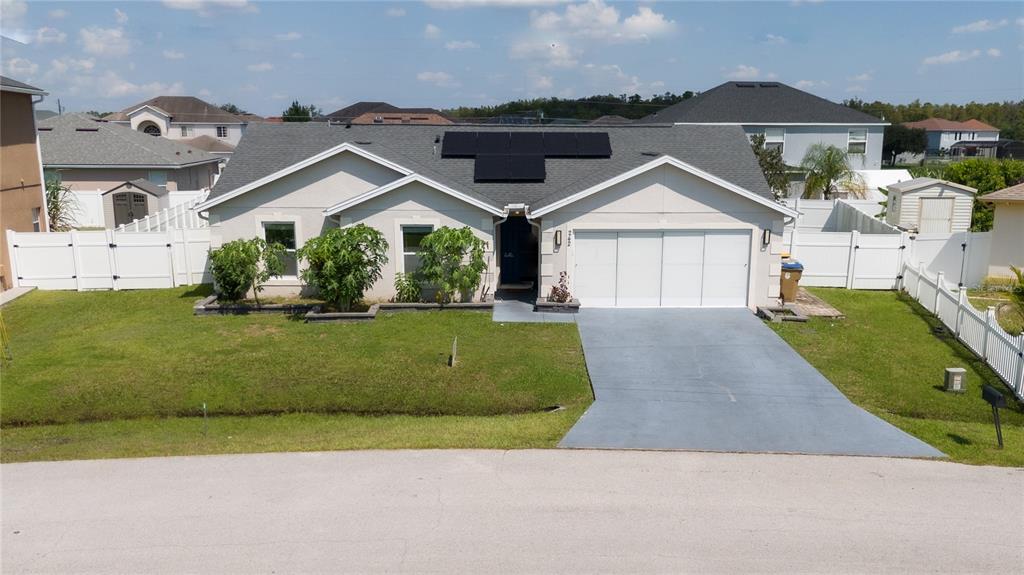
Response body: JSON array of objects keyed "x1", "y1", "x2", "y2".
[
  {"x1": 6, "y1": 228, "x2": 211, "y2": 290},
  {"x1": 901, "y1": 262, "x2": 1024, "y2": 400},
  {"x1": 115, "y1": 191, "x2": 209, "y2": 232}
]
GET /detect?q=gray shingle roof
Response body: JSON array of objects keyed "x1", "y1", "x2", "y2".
[
  {"x1": 209, "y1": 123, "x2": 775, "y2": 211},
  {"x1": 639, "y1": 82, "x2": 885, "y2": 125},
  {"x1": 0, "y1": 75, "x2": 46, "y2": 94},
  {"x1": 105, "y1": 178, "x2": 169, "y2": 197},
  {"x1": 38, "y1": 113, "x2": 221, "y2": 167},
  {"x1": 103, "y1": 96, "x2": 246, "y2": 124}
]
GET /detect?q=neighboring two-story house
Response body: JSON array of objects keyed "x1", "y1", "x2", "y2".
[
  {"x1": 902, "y1": 118, "x2": 1000, "y2": 155},
  {"x1": 320, "y1": 102, "x2": 453, "y2": 125},
  {"x1": 639, "y1": 82, "x2": 887, "y2": 171},
  {"x1": 103, "y1": 96, "x2": 249, "y2": 153},
  {"x1": 0, "y1": 75, "x2": 49, "y2": 290}
]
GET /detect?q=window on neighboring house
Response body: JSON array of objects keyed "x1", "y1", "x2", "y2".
[
  {"x1": 142, "y1": 124, "x2": 161, "y2": 136},
  {"x1": 848, "y1": 129, "x2": 868, "y2": 154},
  {"x1": 763, "y1": 128, "x2": 785, "y2": 153},
  {"x1": 148, "y1": 171, "x2": 168, "y2": 188},
  {"x1": 31, "y1": 208, "x2": 41, "y2": 232},
  {"x1": 402, "y1": 225, "x2": 433, "y2": 274},
  {"x1": 180, "y1": 125, "x2": 194, "y2": 137},
  {"x1": 263, "y1": 222, "x2": 298, "y2": 277},
  {"x1": 216, "y1": 126, "x2": 228, "y2": 138}
]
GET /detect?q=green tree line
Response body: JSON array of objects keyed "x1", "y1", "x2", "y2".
[{"x1": 443, "y1": 92, "x2": 696, "y2": 122}]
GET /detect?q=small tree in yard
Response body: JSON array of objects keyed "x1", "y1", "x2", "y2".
[
  {"x1": 418, "y1": 226, "x2": 487, "y2": 304},
  {"x1": 297, "y1": 225, "x2": 388, "y2": 311},
  {"x1": 208, "y1": 238, "x2": 285, "y2": 304},
  {"x1": 800, "y1": 144, "x2": 864, "y2": 199},
  {"x1": 45, "y1": 179, "x2": 79, "y2": 231},
  {"x1": 750, "y1": 133, "x2": 790, "y2": 199},
  {"x1": 882, "y1": 125, "x2": 927, "y2": 166}
]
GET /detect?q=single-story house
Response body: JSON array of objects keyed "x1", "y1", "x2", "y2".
[
  {"x1": 38, "y1": 113, "x2": 221, "y2": 228},
  {"x1": 195, "y1": 124, "x2": 798, "y2": 309},
  {"x1": 885, "y1": 178, "x2": 976, "y2": 233},
  {"x1": 980, "y1": 182, "x2": 1024, "y2": 278},
  {"x1": 638, "y1": 81, "x2": 888, "y2": 170}
]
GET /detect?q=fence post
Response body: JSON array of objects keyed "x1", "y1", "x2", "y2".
[
  {"x1": 845, "y1": 230, "x2": 859, "y2": 289},
  {"x1": 955, "y1": 288, "x2": 966, "y2": 337},
  {"x1": 70, "y1": 230, "x2": 83, "y2": 291},
  {"x1": 5, "y1": 230, "x2": 20, "y2": 288},
  {"x1": 166, "y1": 229, "x2": 177, "y2": 287},
  {"x1": 982, "y1": 307, "x2": 995, "y2": 360},
  {"x1": 106, "y1": 228, "x2": 119, "y2": 291},
  {"x1": 915, "y1": 261, "x2": 924, "y2": 300},
  {"x1": 934, "y1": 271, "x2": 945, "y2": 313},
  {"x1": 1014, "y1": 335, "x2": 1024, "y2": 398},
  {"x1": 181, "y1": 228, "x2": 194, "y2": 286}
]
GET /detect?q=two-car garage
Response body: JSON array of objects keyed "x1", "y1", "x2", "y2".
[{"x1": 572, "y1": 230, "x2": 752, "y2": 308}]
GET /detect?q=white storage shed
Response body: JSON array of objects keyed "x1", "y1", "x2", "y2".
[{"x1": 884, "y1": 178, "x2": 976, "y2": 233}]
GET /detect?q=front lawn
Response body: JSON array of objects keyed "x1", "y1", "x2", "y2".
[
  {"x1": 1, "y1": 286, "x2": 592, "y2": 461},
  {"x1": 771, "y1": 288, "x2": 1024, "y2": 466}
]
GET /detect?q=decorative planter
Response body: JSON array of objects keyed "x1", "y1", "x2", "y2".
[
  {"x1": 194, "y1": 295, "x2": 322, "y2": 316},
  {"x1": 379, "y1": 301, "x2": 494, "y2": 312},
  {"x1": 534, "y1": 298, "x2": 581, "y2": 313},
  {"x1": 304, "y1": 304, "x2": 380, "y2": 323}
]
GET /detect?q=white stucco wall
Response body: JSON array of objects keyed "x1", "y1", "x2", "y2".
[
  {"x1": 742, "y1": 125, "x2": 884, "y2": 170},
  {"x1": 537, "y1": 164, "x2": 788, "y2": 309},
  {"x1": 987, "y1": 202, "x2": 1024, "y2": 278}
]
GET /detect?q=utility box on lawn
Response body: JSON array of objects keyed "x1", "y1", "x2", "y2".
[{"x1": 944, "y1": 367, "x2": 966, "y2": 393}]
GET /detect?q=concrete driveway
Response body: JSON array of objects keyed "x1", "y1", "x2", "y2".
[{"x1": 560, "y1": 308, "x2": 943, "y2": 457}]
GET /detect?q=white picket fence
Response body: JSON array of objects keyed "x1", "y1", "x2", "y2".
[
  {"x1": 6, "y1": 228, "x2": 211, "y2": 290},
  {"x1": 115, "y1": 191, "x2": 209, "y2": 232},
  {"x1": 901, "y1": 261, "x2": 1024, "y2": 400}
]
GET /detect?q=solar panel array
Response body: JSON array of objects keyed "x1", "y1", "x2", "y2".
[{"x1": 441, "y1": 131, "x2": 612, "y2": 182}]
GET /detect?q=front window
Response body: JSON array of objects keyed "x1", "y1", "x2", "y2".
[
  {"x1": 216, "y1": 126, "x2": 228, "y2": 138},
  {"x1": 180, "y1": 125, "x2": 194, "y2": 137},
  {"x1": 848, "y1": 129, "x2": 868, "y2": 154},
  {"x1": 264, "y1": 222, "x2": 298, "y2": 276},
  {"x1": 763, "y1": 127, "x2": 785, "y2": 153},
  {"x1": 148, "y1": 171, "x2": 168, "y2": 188},
  {"x1": 402, "y1": 225, "x2": 433, "y2": 274}
]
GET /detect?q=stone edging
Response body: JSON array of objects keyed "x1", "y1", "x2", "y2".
[
  {"x1": 534, "y1": 298, "x2": 580, "y2": 313},
  {"x1": 193, "y1": 295, "x2": 321, "y2": 316}
]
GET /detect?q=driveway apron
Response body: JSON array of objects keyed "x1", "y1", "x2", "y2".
[{"x1": 560, "y1": 308, "x2": 943, "y2": 457}]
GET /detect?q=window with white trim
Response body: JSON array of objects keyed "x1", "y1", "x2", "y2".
[
  {"x1": 216, "y1": 126, "x2": 228, "y2": 138},
  {"x1": 848, "y1": 129, "x2": 868, "y2": 154},
  {"x1": 180, "y1": 125, "x2": 194, "y2": 137},
  {"x1": 402, "y1": 225, "x2": 433, "y2": 274},
  {"x1": 31, "y1": 208, "x2": 41, "y2": 232},
  {"x1": 763, "y1": 128, "x2": 785, "y2": 153},
  {"x1": 263, "y1": 222, "x2": 298, "y2": 277},
  {"x1": 148, "y1": 171, "x2": 168, "y2": 187}
]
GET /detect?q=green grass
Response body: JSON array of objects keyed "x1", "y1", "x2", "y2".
[
  {"x1": 1, "y1": 286, "x2": 590, "y2": 426},
  {"x1": 0, "y1": 408, "x2": 586, "y2": 463},
  {"x1": 771, "y1": 288, "x2": 1024, "y2": 466},
  {"x1": 966, "y1": 289, "x2": 1023, "y2": 336}
]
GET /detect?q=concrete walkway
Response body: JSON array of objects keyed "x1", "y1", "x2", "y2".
[
  {"x1": 492, "y1": 297, "x2": 575, "y2": 323},
  {"x1": 560, "y1": 308, "x2": 943, "y2": 457},
  {"x1": 3, "y1": 450, "x2": 1019, "y2": 574},
  {"x1": 0, "y1": 286, "x2": 34, "y2": 307}
]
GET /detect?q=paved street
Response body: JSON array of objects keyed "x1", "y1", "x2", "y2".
[{"x1": 3, "y1": 450, "x2": 1021, "y2": 573}]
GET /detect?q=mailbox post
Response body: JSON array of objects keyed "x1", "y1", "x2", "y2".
[{"x1": 982, "y1": 385, "x2": 1007, "y2": 448}]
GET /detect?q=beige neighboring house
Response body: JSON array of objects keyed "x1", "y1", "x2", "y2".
[
  {"x1": 980, "y1": 182, "x2": 1024, "y2": 278},
  {"x1": 321, "y1": 102, "x2": 452, "y2": 125},
  {"x1": 195, "y1": 124, "x2": 797, "y2": 309},
  {"x1": 103, "y1": 96, "x2": 249, "y2": 152},
  {"x1": 0, "y1": 75, "x2": 48, "y2": 290},
  {"x1": 38, "y1": 113, "x2": 221, "y2": 228}
]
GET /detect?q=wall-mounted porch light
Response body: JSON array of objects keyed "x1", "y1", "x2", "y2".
[
  {"x1": 554, "y1": 230, "x2": 562, "y2": 247},
  {"x1": 761, "y1": 228, "x2": 772, "y2": 248}
]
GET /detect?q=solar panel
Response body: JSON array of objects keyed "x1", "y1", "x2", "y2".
[
  {"x1": 510, "y1": 132, "x2": 544, "y2": 155},
  {"x1": 543, "y1": 132, "x2": 577, "y2": 157},
  {"x1": 477, "y1": 132, "x2": 511, "y2": 155},
  {"x1": 441, "y1": 132, "x2": 477, "y2": 157},
  {"x1": 474, "y1": 155, "x2": 510, "y2": 181},
  {"x1": 577, "y1": 132, "x2": 612, "y2": 157},
  {"x1": 509, "y1": 154, "x2": 545, "y2": 181}
]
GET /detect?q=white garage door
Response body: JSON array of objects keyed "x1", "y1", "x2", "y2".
[{"x1": 574, "y1": 230, "x2": 750, "y2": 308}]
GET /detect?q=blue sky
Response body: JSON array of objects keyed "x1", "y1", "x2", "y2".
[{"x1": 1, "y1": 1, "x2": 1021, "y2": 116}]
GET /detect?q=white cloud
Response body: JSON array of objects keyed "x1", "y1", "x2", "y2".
[
  {"x1": 532, "y1": 75, "x2": 553, "y2": 90},
  {"x1": 1018, "y1": 17, "x2": 1024, "y2": 28},
  {"x1": 724, "y1": 64, "x2": 775, "y2": 80},
  {"x1": 271, "y1": 92, "x2": 289, "y2": 100},
  {"x1": 49, "y1": 9, "x2": 68, "y2": 19},
  {"x1": 3, "y1": 57, "x2": 37, "y2": 77},
  {"x1": 583, "y1": 63, "x2": 644, "y2": 94},
  {"x1": 246, "y1": 61, "x2": 273, "y2": 72},
  {"x1": 509, "y1": 40, "x2": 579, "y2": 68},
  {"x1": 952, "y1": 19, "x2": 1007, "y2": 34},
  {"x1": 794, "y1": 79, "x2": 828, "y2": 89},
  {"x1": 386, "y1": 7, "x2": 406, "y2": 17},
  {"x1": 845, "y1": 85, "x2": 866, "y2": 93},
  {"x1": 35, "y1": 27, "x2": 66, "y2": 44},
  {"x1": 290, "y1": 52, "x2": 305, "y2": 59},
  {"x1": 48, "y1": 57, "x2": 95, "y2": 77},
  {"x1": 847, "y1": 71, "x2": 872, "y2": 82},
  {"x1": 1, "y1": 0, "x2": 26, "y2": 22},
  {"x1": 79, "y1": 27, "x2": 131, "y2": 56},
  {"x1": 445, "y1": 40, "x2": 479, "y2": 50},
  {"x1": 198, "y1": 88, "x2": 212, "y2": 97},
  {"x1": 65, "y1": 70, "x2": 184, "y2": 99},
  {"x1": 921, "y1": 49, "x2": 981, "y2": 66},
  {"x1": 530, "y1": 0, "x2": 675, "y2": 43},
  {"x1": 114, "y1": 8, "x2": 128, "y2": 25},
  {"x1": 424, "y1": 23, "x2": 442, "y2": 39},
  {"x1": 417, "y1": 70, "x2": 457, "y2": 87},
  {"x1": 427, "y1": 0, "x2": 566, "y2": 9},
  {"x1": 762, "y1": 34, "x2": 787, "y2": 45},
  {"x1": 163, "y1": 49, "x2": 185, "y2": 60},
  {"x1": 987, "y1": 47, "x2": 1001, "y2": 57},
  {"x1": 275, "y1": 31, "x2": 301, "y2": 41},
  {"x1": 161, "y1": 0, "x2": 258, "y2": 17}
]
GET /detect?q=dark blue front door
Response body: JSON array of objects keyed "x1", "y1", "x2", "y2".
[{"x1": 500, "y1": 216, "x2": 537, "y2": 286}]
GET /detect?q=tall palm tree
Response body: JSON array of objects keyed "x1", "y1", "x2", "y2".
[{"x1": 799, "y1": 144, "x2": 865, "y2": 199}]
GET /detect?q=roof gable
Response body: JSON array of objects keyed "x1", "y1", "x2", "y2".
[
  {"x1": 886, "y1": 177, "x2": 977, "y2": 195},
  {"x1": 639, "y1": 82, "x2": 885, "y2": 125},
  {"x1": 323, "y1": 174, "x2": 503, "y2": 216},
  {"x1": 902, "y1": 118, "x2": 999, "y2": 132},
  {"x1": 105, "y1": 96, "x2": 245, "y2": 124}
]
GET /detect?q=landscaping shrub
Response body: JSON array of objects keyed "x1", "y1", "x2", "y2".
[
  {"x1": 393, "y1": 272, "x2": 422, "y2": 303},
  {"x1": 418, "y1": 226, "x2": 487, "y2": 304},
  {"x1": 44, "y1": 178, "x2": 79, "y2": 231},
  {"x1": 548, "y1": 271, "x2": 572, "y2": 303},
  {"x1": 297, "y1": 225, "x2": 388, "y2": 311},
  {"x1": 208, "y1": 238, "x2": 285, "y2": 303}
]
